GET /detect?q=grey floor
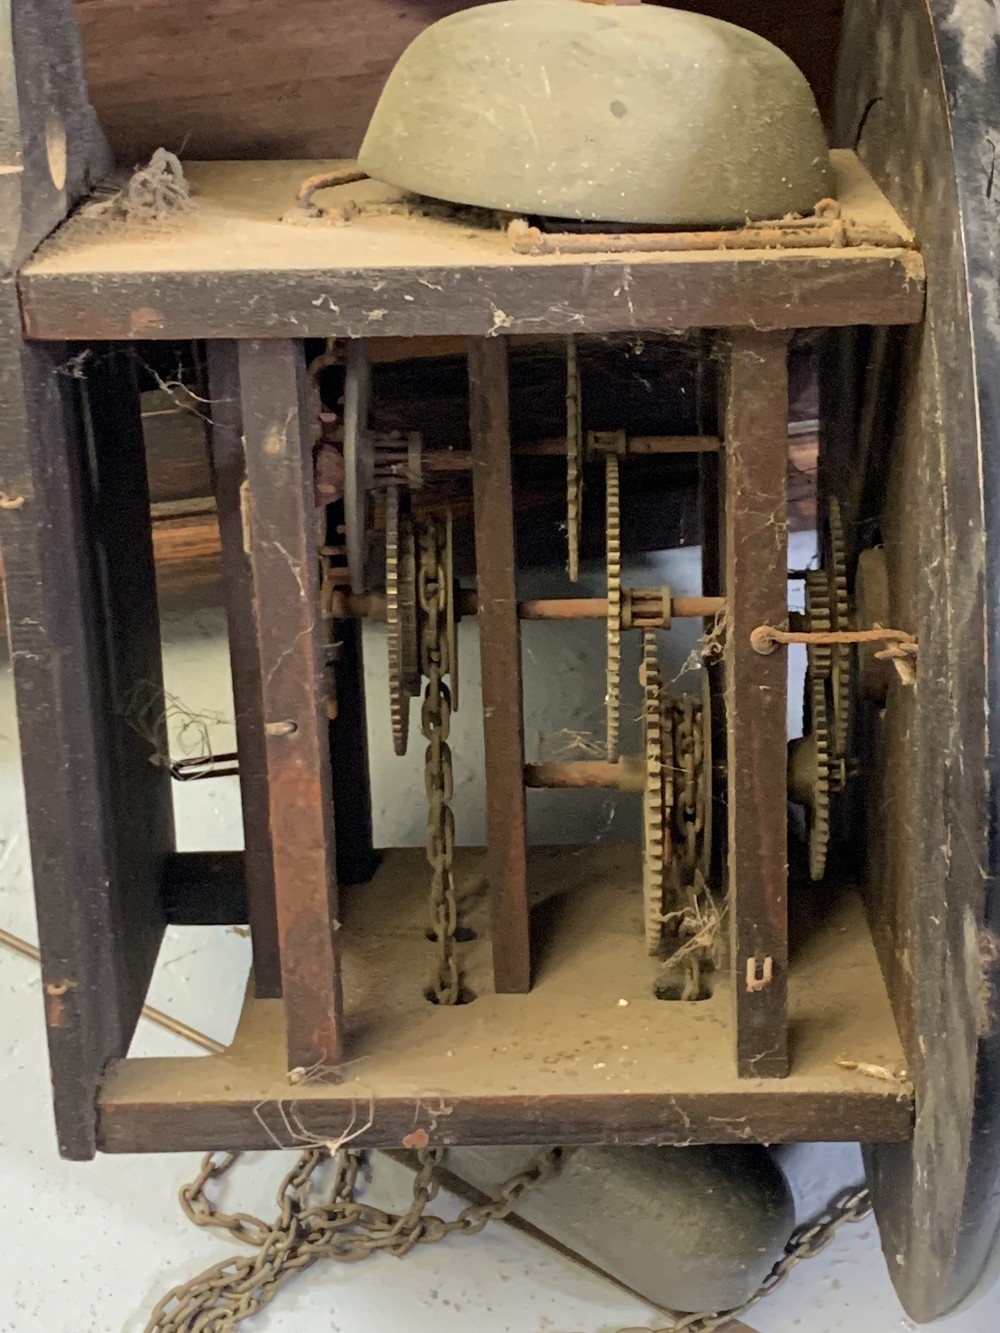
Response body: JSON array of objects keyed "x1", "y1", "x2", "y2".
[{"x1": 1, "y1": 540, "x2": 997, "y2": 1331}]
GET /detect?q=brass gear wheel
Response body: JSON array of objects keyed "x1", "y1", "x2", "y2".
[
  {"x1": 640, "y1": 631, "x2": 673, "y2": 954},
  {"x1": 804, "y1": 568, "x2": 833, "y2": 677},
  {"x1": 565, "y1": 336, "x2": 583, "y2": 583},
  {"x1": 343, "y1": 339, "x2": 373, "y2": 595},
  {"x1": 385, "y1": 487, "x2": 419, "y2": 756},
  {"x1": 794, "y1": 669, "x2": 833, "y2": 881},
  {"x1": 606, "y1": 453, "x2": 622, "y2": 761},
  {"x1": 824, "y1": 497, "x2": 852, "y2": 764}
]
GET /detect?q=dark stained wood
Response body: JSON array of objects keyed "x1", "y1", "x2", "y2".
[
  {"x1": 161, "y1": 851, "x2": 248, "y2": 925},
  {"x1": 94, "y1": 851, "x2": 911, "y2": 1152},
  {"x1": 328, "y1": 616, "x2": 380, "y2": 887},
  {"x1": 0, "y1": 0, "x2": 161, "y2": 1159},
  {"x1": 469, "y1": 336, "x2": 530, "y2": 994},
  {"x1": 205, "y1": 340, "x2": 282, "y2": 998},
  {"x1": 239, "y1": 338, "x2": 343, "y2": 1070},
  {"x1": 0, "y1": 0, "x2": 111, "y2": 269},
  {"x1": 17, "y1": 153, "x2": 924, "y2": 342},
  {"x1": 19, "y1": 251, "x2": 926, "y2": 344},
  {"x1": 98, "y1": 1085, "x2": 911, "y2": 1154},
  {"x1": 699, "y1": 449, "x2": 726, "y2": 890},
  {"x1": 0, "y1": 298, "x2": 171, "y2": 1159},
  {"x1": 141, "y1": 390, "x2": 213, "y2": 505},
  {"x1": 833, "y1": 0, "x2": 1000, "y2": 1320},
  {"x1": 84, "y1": 342, "x2": 176, "y2": 999},
  {"x1": 723, "y1": 331, "x2": 790, "y2": 1079},
  {"x1": 73, "y1": 0, "x2": 843, "y2": 166}
]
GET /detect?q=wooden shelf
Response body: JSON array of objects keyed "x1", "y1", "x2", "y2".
[
  {"x1": 97, "y1": 846, "x2": 912, "y2": 1152},
  {"x1": 20, "y1": 151, "x2": 923, "y2": 341}
]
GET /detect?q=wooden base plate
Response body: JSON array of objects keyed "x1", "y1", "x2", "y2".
[{"x1": 97, "y1": 847, "x2": 911, "y2": 1152}]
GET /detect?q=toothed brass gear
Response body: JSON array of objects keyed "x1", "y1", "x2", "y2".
[
  {"x1": 824, "y1": 497, "x2": 852, "y2": 763},
  {"x1": 566, "y1": 336, "x2": 583, "y2": 583},
  {"x1": 343, "y1": 339, "x2": 373, "y2": 595},
  {"x1": 804, "y1": 569, "x2": 833, "y2": 678},
  {"x1": 606, "y1": 453, "x2": 622, "y2": 762},
  {"x1": 802, "y1": 670, "x2": 833, "y2": 881},
  {"x1": 385, "y1": 487, "x2": 419, "y2": 756},
  {"x1": 641, "y1": 632, "x2": 673, "y2": 954}
]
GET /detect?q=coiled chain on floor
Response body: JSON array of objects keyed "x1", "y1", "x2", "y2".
[{"x1": 148, "y1": 1148, "x2": 871, "y2": 1333}]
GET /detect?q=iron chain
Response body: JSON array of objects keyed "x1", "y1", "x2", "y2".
[
  {"x1": 152, "y1": 1149, "x2": 871, "y2": 1333},
  {"x1": 418, "y1": 517, "x2": 461, "y2": 1005},
  {"x1": 148, "y1": 1147, "x2": 562, "y2": 1332},
  {"x1": 668, "y1": 1184, "x2": 872, "y2": 1332}
]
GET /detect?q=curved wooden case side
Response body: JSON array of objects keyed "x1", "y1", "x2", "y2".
[{"x1": 833, "y1": 0, "x2": 1000, "y2": 1319}]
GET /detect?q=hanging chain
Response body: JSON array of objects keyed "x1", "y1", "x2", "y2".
[
  {"x1": 150, "y1": 1149, "x2": 871, "y2": 1333},
  {"x1": 667, "y1": 1184, "x2": 872, "y2": 1332},
  {"x1": 148, "y1": 1147, "x2": 562, "y2": 1332},
  {"x1": 418, "y1": 517, "x2": 461, "y2": 1005},
  {"x1": 662, "y1": 692, "x2": 719, "y2": 1002},
  {"x1": 674, "y1": 698, "x2": 701, "y2": 874}
]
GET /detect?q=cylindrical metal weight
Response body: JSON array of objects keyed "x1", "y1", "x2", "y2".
[{"x1": 443, "y1": 1143, "x2": 794, "y2": 1313}]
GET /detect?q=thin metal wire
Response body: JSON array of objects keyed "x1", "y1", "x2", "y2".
[{"x1": 0, "y1": 927, "x2": 226, "y2": 1054}]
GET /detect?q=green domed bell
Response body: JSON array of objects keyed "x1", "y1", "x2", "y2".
[{"x1": 359, "y1": 0, "x2": 831, "y2": 227}]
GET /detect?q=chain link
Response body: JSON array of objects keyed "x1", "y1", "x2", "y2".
[
  {"x1": 668, "y1": 1184, "x2": 872, "y2": 1332},
  {"x1": 674, "y1": 698, "x2": 701, "y2": 872},
  {"x1": 148, "y1": 1147, "x2": 562, "y2": 1332},
  {"x1": 151, "y1": 1149, "x2": 871, "y2": 1333},
  {"x1": 664, "y1": 695, "x2": 714, "y2": 999},
  {"x1": 418, "y1": 516, "x2": 461, "y2": 1005}
]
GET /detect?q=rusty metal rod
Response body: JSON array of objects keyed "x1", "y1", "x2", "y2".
[
  {"x1": 508, "y1": 215, "x2": 847, "y2": 256},
  {"x1": 517, "y1": 595, "x2": 724, "y2": 620},
  {"x1": 421, "y1": 436, "x2": 720, "y2": 468},
  {"x1": 525, "y1": 761, "x2": 621, "y2": 789},
  {"x1": 524, "y1": 758, "x2": 645, "y2": 792},
  {"x1": 0, "y1": 927, "x2": 227, "y2": 1055},
  {"x1": 331, "y1": 591, "x2": 725, "y2": 622}
]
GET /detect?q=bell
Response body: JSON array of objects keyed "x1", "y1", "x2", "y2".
[{"x1": 359, "y1": 0, "x2": 831, "y2": 225}]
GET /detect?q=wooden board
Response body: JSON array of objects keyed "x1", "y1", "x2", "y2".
[
  {"x1": 469, "y1": 337, "x2": 531, "y2": 993},
  {"x1": 0, "y1": 311, "x2": 172, "y2": 1160},
  {"x1": 95, "y1": 847, "x2": 911, "y2": 1152},
  {"x1": 73, "y1": 0, "x2": 844, "y2": 165},
  {"x1": 240, "y1": 339, "x2": 343, "y2": 1070},
  {"x1": 722, "y1": 332, "x2": 790, "y2": 1077},
  {"x1": 17, "y1": 153, "x2": 924, "y2": 342},
  {"x1": 831, "y1": 0, "x2": 1000, "y2": 1321},
  {"x1": 205, "y1": 341, "x2": 282, "y2": 997}
]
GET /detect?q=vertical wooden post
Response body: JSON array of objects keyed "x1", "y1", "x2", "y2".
[
  {"x1": 1, "y1": 305, "x2": 172, "y2": 1157},
  {"x1": 723, "y1": 331, "x2": 790, "y2": 1078},
  {"x1": 239, "y1": 339, "x2": 342, "y2": 1072},
  {"x1": 205, "y1": 341, "x2": 282, "y2": 998},
  {"x1": 468, "y1": 336, "x2": 531, "y2": 993}
]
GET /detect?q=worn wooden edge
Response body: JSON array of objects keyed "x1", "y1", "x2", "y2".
[
  {"x1": 17, "y1": 250, "x2": 925, "y2": 341},
  {"x1": 15, "y1": 151, "x2": 924, "y2": 339},
  {"x1": 95, "y1": 1080, "x2": 911, "y2": 1154}
]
